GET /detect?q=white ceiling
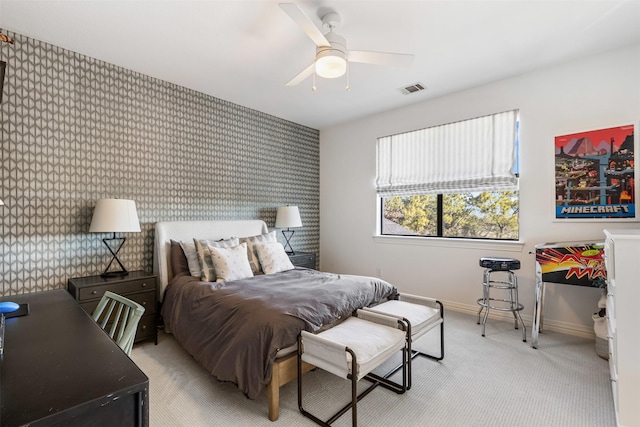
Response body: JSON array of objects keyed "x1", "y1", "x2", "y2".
[{"x1": 1, "y1": 0, "x2": 639, "y2": 130}]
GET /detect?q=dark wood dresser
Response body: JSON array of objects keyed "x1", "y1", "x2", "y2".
[
  {"x1": 0, "y1": 289, "x2": 149, "y2": 426},
  {"x1": 288, "y1": 251, "x2": 317, "y2": 269},
  {"x1": 67, "y1": 271, "x2": 158, "y2": 344}
]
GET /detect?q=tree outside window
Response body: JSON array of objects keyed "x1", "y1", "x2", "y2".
[{"x1": 382, "y1": 191, "x2": 519, "y2": 240}]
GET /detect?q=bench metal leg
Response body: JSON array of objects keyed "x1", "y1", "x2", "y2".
[{"x1": 377, "y1": 300, "x2": 444, "y2": 390}]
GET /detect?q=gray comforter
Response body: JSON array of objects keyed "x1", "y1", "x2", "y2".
[{"x1": 161, "y1": 268, "x2": 397, "y2": 399}]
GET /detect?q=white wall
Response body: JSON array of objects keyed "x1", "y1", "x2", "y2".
[{"x1": 320, "y1": 44, "x2": 640, "y2": 337}]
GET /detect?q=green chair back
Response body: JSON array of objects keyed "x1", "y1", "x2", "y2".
[{"x1": 92, "y1": 291, "x2": 145, "y2": 356}]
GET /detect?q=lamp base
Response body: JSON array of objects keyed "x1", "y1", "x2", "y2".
[
  {"x1": 282, "y1": 229, "x2": 296, "y2": 255},
  {"x1": 100, "y1": 234, "x2": 130, "y2": 278},
  {"x1": 100, "y1": 270, "x2": 129, "y2": 278}
]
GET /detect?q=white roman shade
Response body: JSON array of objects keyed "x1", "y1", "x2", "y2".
[{"x1": 376, "y1": 110, "x2": 519, "y2": 196}]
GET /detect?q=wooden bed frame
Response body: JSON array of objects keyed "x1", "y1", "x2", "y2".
[{"x1": 153, "y1": 220, "x2": 313, "y2": 421}]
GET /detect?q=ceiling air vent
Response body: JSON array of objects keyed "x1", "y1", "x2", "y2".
[{"x1": 397, "y1": 82, "x2": 426, "y2": 95}]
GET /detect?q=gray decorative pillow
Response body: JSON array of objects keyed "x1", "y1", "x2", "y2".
[
  {"x1": 254, "y1": 241, "x2": 295, "y2": 274},
  {"x1": 239, "y1": 231, "x2": 277, "y2": 274},
  {"x1": 179, "y1": 241, "x2": 202, "y2": 277},
  {"x1": 170, "y1": 240, "x2": 190, "y2": 277},
  {"x1": 193, "y1": 237, "x2": 240, "y2": 282},
  {"x1": 208, "y1": 242, "x2": 254, "y2": 283}
]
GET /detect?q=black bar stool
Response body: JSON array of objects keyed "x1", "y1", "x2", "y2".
[{"x1": 477, "y1": 257, "x2": 526, "y2": 342}]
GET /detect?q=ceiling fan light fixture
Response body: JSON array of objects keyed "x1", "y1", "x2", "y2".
[
  {"x1": 280, "y1": 4, "x2": 414, "y2": 88},
  {"x1": 315, "y1": 50, "x2": 347, "y2": 79}
]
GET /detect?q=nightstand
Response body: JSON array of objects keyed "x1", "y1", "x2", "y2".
[
  {"x1": 68, "y1": 271, "x2": 158, "y2": 345},
  {"x1": 288, "y1": 251, "x2": 317, "y2": 269}
]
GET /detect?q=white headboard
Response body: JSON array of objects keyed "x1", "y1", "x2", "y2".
[{"x1": 153, "y1": 220, "x2": 269, "y2": 301}]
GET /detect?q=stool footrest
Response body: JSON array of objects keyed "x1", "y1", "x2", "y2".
[{"x1": 477, "y1": 297, "x2": 524, "y2": 312}]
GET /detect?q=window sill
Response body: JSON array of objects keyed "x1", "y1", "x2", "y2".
[{"x1": 373, "y1": 235, "x2": 525, "y2": 252}]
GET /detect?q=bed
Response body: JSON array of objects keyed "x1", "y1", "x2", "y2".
[{"x1": 153, "y1": 220, "x2": 397, "y2": 421}]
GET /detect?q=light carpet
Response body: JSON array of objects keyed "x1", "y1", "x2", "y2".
[{"x1": 131, "y1": 310, "x2": 615, "y2": 426}]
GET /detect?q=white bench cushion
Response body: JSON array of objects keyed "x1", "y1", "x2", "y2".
[
  {"x1": 301, "y1": 317, "x2": 405, "y2": 380},
  {"x1": 370, "y1": 300, "x2": 442, "y2": 340}
]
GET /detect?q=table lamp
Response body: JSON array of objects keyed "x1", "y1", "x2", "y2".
[
  {"x1": 275, "y1": 206, "x2": 302, "y2": 254},
  {"x1": 89, "y1": 199, "x2": 141, "y2": 277}
]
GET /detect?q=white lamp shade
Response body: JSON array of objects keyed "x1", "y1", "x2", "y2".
[
  {"x1": 0, "y1": 199, "x2": 4, "y2": 206},
  {"x1": 89, "y1": 199, "x2": 141, "y2": 233},
  {"x1": 275, "y1": 206, "x2": 302, "y2": 228}
]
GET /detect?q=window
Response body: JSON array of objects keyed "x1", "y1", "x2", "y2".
[{"x1": 377, "y1": 111, "x2": 520, "y2": 240}]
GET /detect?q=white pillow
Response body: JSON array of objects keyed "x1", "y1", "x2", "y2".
[
  {"x1": 239, "y1": 231, "x2": 277, "y2": 274},
  {"x1": 208, "y1": 243, "x2": 254, "y2": 282},
  {"x1": 254, "y1": 241, "x2": 295, "y2": 274},
  {"x1": 179, "y1": 241, "x2": 201, "y2": 277},
  {"x1": 193, "y1": 237, "x2": 240, "y2": 281}
]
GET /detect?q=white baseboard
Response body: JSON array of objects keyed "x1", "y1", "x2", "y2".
[{"x1": 441, "y1": 299, "x2": 596, "y2": 339}]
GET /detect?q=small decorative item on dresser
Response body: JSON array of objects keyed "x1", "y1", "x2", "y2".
[
  {"x1": 67, "y1": 271, "x2": 158, "y2": 345},
  {"x1": 288, "y1": 251, "x2": 317, "y2": 269}
]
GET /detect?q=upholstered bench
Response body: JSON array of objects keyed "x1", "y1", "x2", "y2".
[
  {"x1": 298, "y1": 310, "x2": 408, "y2": 427},
  {"x1": 363, "y1": 293, "x2": 444, "y2": 389}
]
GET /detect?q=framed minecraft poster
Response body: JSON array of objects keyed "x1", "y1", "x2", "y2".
[{"x1": 554, "y1": 124, "x2": 636, "y2": 221}]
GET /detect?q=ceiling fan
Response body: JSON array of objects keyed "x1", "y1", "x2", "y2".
[{"x1": 279, "y1": 3, "x2": 414, "y2": 88}]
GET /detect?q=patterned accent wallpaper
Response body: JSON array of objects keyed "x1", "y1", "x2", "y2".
[{"x1": 0, "y1": 31, "x2": 319, "y2": 295}]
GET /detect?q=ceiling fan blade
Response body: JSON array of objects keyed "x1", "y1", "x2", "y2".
[
  {"x1": 285, "y1": 63, "x2": 315, "y2": 86},
  {"x1": 348, "y1": 50, "x2": 414, "y2": 67},
  {"x1": 279, "y1": 3, "x2": 330, "y2": 47}
]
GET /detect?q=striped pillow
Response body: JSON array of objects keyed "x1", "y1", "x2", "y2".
[
  {"x1": 193, "y1": 237, "x2": 240, "y2": 281},
  {"x1": 239, "y1": 231, "x2": 277, "y2": 273}
]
